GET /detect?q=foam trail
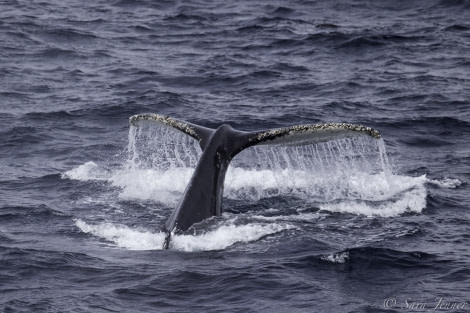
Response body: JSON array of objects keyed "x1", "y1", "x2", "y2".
[
  {"x1": 427, "y1": 177, "x2": 462, "y2": 189},
  {"x1": 318, "y1": 174, "x2": 428, "y2": 216},
  {"x1": 76, "y1": 219, "x2": 164, "y2": 250},
  {"x1": 75, "y1": 219, "x2": 293, "y2": 251},
  {"x1": 172, "y1": 223, "x2": 295, "y2": 252}
]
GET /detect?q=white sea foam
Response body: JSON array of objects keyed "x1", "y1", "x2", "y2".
[
  {"x1": 75, "y1": 219, "x2": 292, "y2": 251},
  {"x1": 62, "y1": 161, "x2": 430, "y2": 216},
  {"x1": 76, "y1": 219, "x2": 164, "y2": 250},
  {"x1": 64, "y1": 162, "x2": 428, "y2": 217},
  {"x1": 318, "y1": 174, "x2": 428, "y2": 216},
  {"x1": 321, "y1": 251, "x2": 350, "y2": 263},
  {"x1": 427, "y1": 177, "x2": 462, "y2": 189},
  {"x1": 108, "y1": 167, "x2": 193, "y2": 205},
  {"x1": 171, "y1": 223, "x2": 294, "y2": 252},
  {"x1": 61, "y1": 161, "x2": 109, "y2": 181}
]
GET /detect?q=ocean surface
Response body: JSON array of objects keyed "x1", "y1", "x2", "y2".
[{"x1": 1, "y1": 0, "x2": 469, "y2": 312}]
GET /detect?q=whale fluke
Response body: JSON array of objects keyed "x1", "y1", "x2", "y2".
[{"x1": 129, "y1": 113, "x2": 381, "y2": 249}]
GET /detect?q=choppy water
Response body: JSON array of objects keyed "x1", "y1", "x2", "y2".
[{"x1": 1, "y1": 0, "x2": 469, "y2": 312}]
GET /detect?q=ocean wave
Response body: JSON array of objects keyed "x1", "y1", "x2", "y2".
[
  {"x1": 292, "y1": 247, "x2": 439, "y2": 269},
  {"x1": 0, "y1": 205, "x2": 66, "y2": 221}
]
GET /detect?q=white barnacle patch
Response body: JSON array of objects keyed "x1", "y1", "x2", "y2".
[
  {"x1": 129, "y1": 113, "x2": 198, "y2": 138},
  {"x1": 128, "y1": 115, "x2": 381, "y2": 149},
  {"x1": 250, "y1": 122, "x2": 380, "y2": 147}
]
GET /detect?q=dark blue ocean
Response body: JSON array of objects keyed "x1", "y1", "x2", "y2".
[{"x1": 1, "y1": 0, "x2": 469, "y2": 312}]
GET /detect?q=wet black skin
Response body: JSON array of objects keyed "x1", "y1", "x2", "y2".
[{"x1": 163, "y1": 124, "x2": 251, "y2": 249}]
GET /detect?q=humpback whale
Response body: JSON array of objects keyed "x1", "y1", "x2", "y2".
[{"x1": 129, "y1": 113, "x2": 381, "y2": 249}]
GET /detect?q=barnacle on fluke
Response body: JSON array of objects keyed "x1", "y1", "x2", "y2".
[
  {"x1": 130, "y1": 113, "x2": 198, "y2": 138},
  {"x1": 252, "y1": 123, "x2": 381, "y2": 144},
  {"x1": 130, "y1": 114, "x2": 381, "y2": 143}
]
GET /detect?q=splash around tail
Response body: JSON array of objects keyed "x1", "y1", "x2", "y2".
[{"x1": 129, "y1": 113, "x2": 381, "y2": 250}]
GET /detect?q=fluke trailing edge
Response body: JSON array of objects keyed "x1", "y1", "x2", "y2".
[{"x1": 129, "y1": 113, "x2": 381, "y2": 249}]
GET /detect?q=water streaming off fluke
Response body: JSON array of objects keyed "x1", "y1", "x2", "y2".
[{"x1": 121, "y1": 121, "x2": 427, "y2": 216}]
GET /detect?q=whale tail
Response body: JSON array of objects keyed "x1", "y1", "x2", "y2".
[{"x1": 129, "y1": 113, "x2": 381, "y2": 249}]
